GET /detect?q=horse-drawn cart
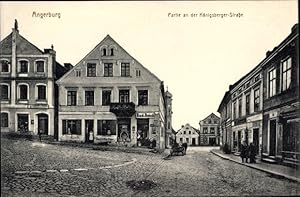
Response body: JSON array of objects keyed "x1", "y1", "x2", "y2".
[{"x1": 170, "y1": 143, "x2": 187, "y2": 156}]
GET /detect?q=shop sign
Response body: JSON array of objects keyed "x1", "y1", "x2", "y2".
[{"x1": 136, "y1": 112, "x2": 155, "y2": 118}]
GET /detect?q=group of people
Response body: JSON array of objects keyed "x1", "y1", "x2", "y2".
[{"x1": 240, "y1": 141, "x2": 257, "y2": 163}]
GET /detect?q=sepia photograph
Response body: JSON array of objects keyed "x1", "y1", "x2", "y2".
[{"x1": 0, "y1": 1, "x2": 299, "y2": 196}]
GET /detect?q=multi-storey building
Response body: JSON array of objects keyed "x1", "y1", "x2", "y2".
[
  {"x1": 217, "y1": 90, "x2": 232, "y2": 150},
  {"x1": 0, "y1": 20, "x2": 67, "y2": 138},
  {"x1": 175, "y1": 123, "x2": 200, "y2": 146},
  {"x1": 199, "y1": 113, "x2": 220, "y2": 146},
  {"x1": 56, "y1": 35, "x2": 168, "y2": 149},
  {"x1": 165, "y1": 90, "x2": 173, "y2": 148},
  {"x1": 261, "y1": 24, "x2": 299, "y2": 165}
]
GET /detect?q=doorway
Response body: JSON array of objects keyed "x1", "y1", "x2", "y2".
[
  {"x1": 209, "y1": 137, "x2": 216, "y2": 146},
  {"x1": 85, "y1": 120, "x2": 94, "y2": 143},
  {"x1": 137, "y1": 119, "x2": 149, "y2": 146},
  {"x1": 238, "y1": 130, "x2": 242, "y2": 151},
  {"x1": 269, "y1": 120, "x2": 277, "y2": 156},
  {"x1": 18, "y1": 114, "x2": 28, "y2": 132},
  {"x1": 192, "y1": 138, "x2": 196, "y2": 146},
  {"x1": 253, "y1": 128, "x2": 259, "y2": 154},
  {"x1": 118, "y1": 118, "x2": 131, "y2": 142},
  {"x1": 38, "y1": 114, "x2": 48, "y2": 135}
]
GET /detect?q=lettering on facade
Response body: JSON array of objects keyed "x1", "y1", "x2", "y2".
[{"x1": 136, "y1": 112, "x2": 155, "y2": 118}]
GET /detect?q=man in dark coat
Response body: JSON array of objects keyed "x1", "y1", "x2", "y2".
[{"x1": 240, "y1": 141, "x2": 249, "y2": 163}]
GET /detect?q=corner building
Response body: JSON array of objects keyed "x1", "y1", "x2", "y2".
[{"x1": 56, "y1": 35, "x2": 167, "y2": 149}]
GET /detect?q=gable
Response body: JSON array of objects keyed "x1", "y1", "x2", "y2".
[
  {"x1": 57, "y1": 35, "x2": 161, "y2": 85},
  {"x1": 0, "y1": 32, "x2": 43, "y2": 55},
  {"x1": 176, "y1": 124, "x2": 199, "y2": 136}
]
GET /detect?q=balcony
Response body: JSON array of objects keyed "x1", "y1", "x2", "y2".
[{"x1": 109, "y1": 102, "x2": 136, "y2": 117}]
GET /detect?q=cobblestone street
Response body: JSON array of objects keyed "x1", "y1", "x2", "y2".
[{"x1": 1, "y1": 138, "x2": 300, "y2": 196}]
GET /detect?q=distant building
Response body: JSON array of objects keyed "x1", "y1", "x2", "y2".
[
  {"x1": 56, "y1": 35, "x2": 169, "y2": 149},
  {"x1": 175, "y1": 123, "x2": 200, "y2": 146},
  {"x1": 0, "y1": 20, "x2": 68, "y2": 138},
  {"x1": 199, "y1": 113, "x2": 220, "y2": 146},
  {"x1": 165, "y1": 90, "x2": 173, "y2": 148}
]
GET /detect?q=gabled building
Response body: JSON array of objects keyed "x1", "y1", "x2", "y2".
[
  {"x1": 175, "y1": 123, "x2": 200, "y2": 146},
  {"x1": 199, "y1": 113, "x2": 220, "y2": 146},
  {"x1": 56, "y1": 35, "x2": 168, "y2": 149},
  {"x1": 165, "y1": 90, "x2": 173, "y2": 148},
  {"x1": 0, "y1": 20, "x2": 68, "y2": 138}
]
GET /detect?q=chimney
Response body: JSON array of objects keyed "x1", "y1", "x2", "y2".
[{"x1": 266, "y1": 50, "x2": 272, "y2": 57}]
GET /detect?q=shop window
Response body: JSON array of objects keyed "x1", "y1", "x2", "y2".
[
  {"x1": 1, "y1": 112, "x2": 8, "y2": 127},
  {"x1": 104, "y1": 63, "x2": 113, "y2": 77},
  {"x1": 121, "y1": 63, "x2": 130, "y2": 77},
  {"x1": 85, "y1": 91, "x2": 94, "y2": 106},
  {"x1": 67, "y1": 91, "x2": 77, "y2": 106},
  {"x1": 138, "y1": 90, "x2": 148, "y2": 105},
  {"x1": 62, "y1": 120, "x2": 81, "y2": 135},
  {"x1": 87, "y1": 63, "x2": 96, "y2": 77},
  {"x1": 37, "y1": 85, "x2": 46, "y2": 100},
  {"x1": 97, "y1": 120, "x2": 116, "y2": 135}
]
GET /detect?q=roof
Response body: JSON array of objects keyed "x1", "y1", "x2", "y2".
[{"x1": 200, "y1": 113, "x2": 220, "y2": 122}]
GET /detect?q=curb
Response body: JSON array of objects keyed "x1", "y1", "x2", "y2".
[{"x1": 210, "y1": 150, "x2": 300, "y2": 183}]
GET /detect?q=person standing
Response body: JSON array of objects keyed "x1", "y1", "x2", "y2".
[
  {"x1": 240, "y1": 141, "x2": 249, "y2": 163},
  {"x1": 249, "y1": 143, "x2": 257, "y2": 163}
]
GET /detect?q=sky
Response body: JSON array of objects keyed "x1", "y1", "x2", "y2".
[{"x1": 0, "y1": 1, "x2": 298, "y2": 130}]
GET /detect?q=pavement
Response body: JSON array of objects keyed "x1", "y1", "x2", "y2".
[{"x1": 211, "y1": 149, "x2": 300, "y2": 183}]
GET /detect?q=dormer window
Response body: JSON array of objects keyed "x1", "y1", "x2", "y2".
[{"x1": 102, "y1": 48, "x2": 107, "y2": 56}]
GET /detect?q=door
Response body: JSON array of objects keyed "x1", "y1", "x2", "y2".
[
  {"x1": 209, "y1": 138, "x2": 216, "y2": 146},
  {"x1": 269, "y1": 120, "x2": 277, "y2": 156},
  {"x1": 253, "y1": 128, "x2": 259, "y2": 154},
  {"x1": 237, "y1": 131, "x2": 242, "y2": 151},
  {"x1": 18, "y1": 114, "x2": 28, "y2": 132},
  {"x1": 192, "y1": 138, "x2": 196, "y2": 146},
  {"x1": 137, "y1": 119, "x2": 149, "y2": 146},
  {"x1": 38, "y1": 114, "x2": 48, "y2": 135},
  {"x1": 85, "y1": 120, "x2": 94, "y2": 143},
  {"x1": 118, "y1": 118, "x2": 131, "y2": 142}
]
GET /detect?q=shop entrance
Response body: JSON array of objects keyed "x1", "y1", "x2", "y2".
[
  {"x1": 137, "y1": 119, "x2": 149, "y2": 146},
  {"x1": 253, "y1": 128, "x2": 259, "y2": 154},
  {"x1": 18, "y1": 114, "x2": 29, "y2": 132},
  {"x1": 118, "y1": 118, "x2": 131, "y2": 142},
  {"x1": 38, "y1": 114, "x2": 48, "y2": 135},
  {"x1": 85, "y1": 120, "x2": 94, "y2": 143},
  {"x1": 269, "y1": 120, "x2": 277, "y2": 156}
]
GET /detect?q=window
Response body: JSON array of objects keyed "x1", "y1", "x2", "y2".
[
  {"x1": 19, "y1": 60, "x2": 28, "y2": 73},
  {"x1": 119, "y1": 89, "x2": 129, "y2": 103},
  {"x1": 62, "y1": 120, "x2": 81, "y2": 135},
  {"x1": 104, "y1": 63, "x2": 113, "y2": 77},
  {"x1": 210, "y1": 127, "x2": 215, "y2": 134},
  {"x1": 37, "y1": 85, "x2": 46, "y2": 100},
  {"x1": 282, "y1": 57, "x2": 292, "y2": 91},
  {"x1": 36, "y1": 61, "x2": 44, "y2": 72},
  {"x1": 254, "y1": 88, "x2": 260, "y2": 112},
  {"x1": 85, "y1": 91, "x2": 94, "y2": 106},
  {"x1": 136, "y1": 70, "x2": 141, "y2": 77},
  {"x1": 180, "y1": 138, "x2": 183, "y2": 143},
  {"x1": 189, "y1": 131, "x2": 191, "y2": 135},
  {"x1": 67, "y1": 91, "x2": 77, "y2": 106},
  {"x1": 269, "y1": 68, "x2": 276, "y2": 97},
  {"x1": 110, "y1": 48, "x2": 114, "y2": 56},
  {"x1": 184, "y1": 131, "x2": 186, "y2": 134},
  {"x1": 186, "y1": 138, "x2": 189, "y2": 143},
  {"x1": 121, "y1": 63, "x2": 130, "y2": 77},
  {"x1": 97, "y1": 120, "x2": 116, "y2": 135},
  {"x1": 233, "y1": 101, "x2": 237, "y2": 119},
  {"x1": 0, "y1": 60, "x2": 9, "y2": 72},
  {"x1": 238, "y1": 97, "x2": 242, "y2": 118},
  {"x1": 87, "y1": 63, "x2": 96, "y2": 77},
  {"x1": 246, "y1": 94, "x2": 250, "y2": 115},
  {"x1": 75, "y1": 70, "x2": 81, "y2": 77},
  {"x1": 102, "y1": 90, "x2": 111, "y2": 105},
  {"x1": 208, "y1": 120, "x2": 211, "y2": 124},
  {"x1": 19, "y1": 85, "x2": 28, "y2": 100},
  {"x1": 203, "y1": 127, "x2": 208, "y2": 133},
  {"x1": 102, "y1": 48, "x2": 107, "y2": 56},
  {"x1": 1, "y1": 112, "x2": 8, "y2": 127},
  {"x1": 0, "y1": 84, "x2": 9, "y2": 100},
  {"x1": 138, "y1": 90, "x2": 148, "y2": 105}
]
